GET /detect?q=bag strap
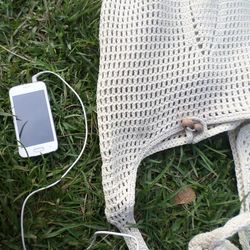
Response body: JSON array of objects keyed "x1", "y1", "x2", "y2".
[
  {"x1": 188, "y1": 212, "x2": 250, "y2": 250},
  {"x1": 188, "y1": 123, "x2": 250, "y2": 250},
  {"x1": 229, "y1": 124, "x2": 250, "y2": 249}
]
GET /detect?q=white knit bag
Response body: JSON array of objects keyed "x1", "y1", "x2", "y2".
[{"x1": 97, "y1": 0, "x2": 250, "y2": 249}]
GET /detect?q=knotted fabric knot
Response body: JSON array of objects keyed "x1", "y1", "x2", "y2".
[{"x1": 181, "y1": 118, "x2": 206, "y2": 143}]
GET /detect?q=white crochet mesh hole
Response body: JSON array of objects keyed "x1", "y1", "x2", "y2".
[{"x1": 97, "y1": 0, "x2": 250, "y2": 249}]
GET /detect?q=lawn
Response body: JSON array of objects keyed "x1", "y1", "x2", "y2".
[{"x1": 0, "y1": 1, "x2": 241, "y2": 249}]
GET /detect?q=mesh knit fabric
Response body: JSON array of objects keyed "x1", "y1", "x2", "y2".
[{"x1": 97, "y1": 0, "x2": 250, "y2": 249}]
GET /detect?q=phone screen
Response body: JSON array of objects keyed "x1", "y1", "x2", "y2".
[{"x1": 12, "y1": 90, "x2": 54, "y2": 148}]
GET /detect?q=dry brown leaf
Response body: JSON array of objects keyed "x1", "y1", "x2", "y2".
[{"x1": 174, "y1": 186, "x2": 196, "y2": 205}]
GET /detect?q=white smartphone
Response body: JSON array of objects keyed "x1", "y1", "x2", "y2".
[{"x1": 9, "y1": 81, "x2": 58, "y2": 158}]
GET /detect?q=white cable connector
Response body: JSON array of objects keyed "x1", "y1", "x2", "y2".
[
  {"x1": 20, "y1": 71, "x2": 139, "y2": 250},
  {"x1": 86, "y1": 231, "x2": 140, "y2": 250}
]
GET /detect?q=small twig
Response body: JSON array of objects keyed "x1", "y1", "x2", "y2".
[{"x1": 0, "y1": 44, "x2": 33, "y2": 63}]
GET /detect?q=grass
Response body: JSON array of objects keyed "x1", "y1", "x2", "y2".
[{"x1": 0, "y1": 1, "x2": 241, "y2": 249}]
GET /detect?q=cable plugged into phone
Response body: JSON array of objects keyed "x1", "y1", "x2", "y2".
[{"x1": 19, "y1": 71, "x2": 139, "y2": 250}]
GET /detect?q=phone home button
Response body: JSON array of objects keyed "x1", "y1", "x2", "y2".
[{"x1": 33, "y1": 147, "x2": 44, "y2": 152}]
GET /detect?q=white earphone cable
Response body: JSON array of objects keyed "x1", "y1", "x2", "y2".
[
  {"x1": 21, "y1": 71, "x2": 88, "y2": 250},
  {"x1": 20, "y1": 71, "x2": 139, "y2": 250},
  {"x1": 86, "y1": 231, "x2": 140, "y2": 250}
]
